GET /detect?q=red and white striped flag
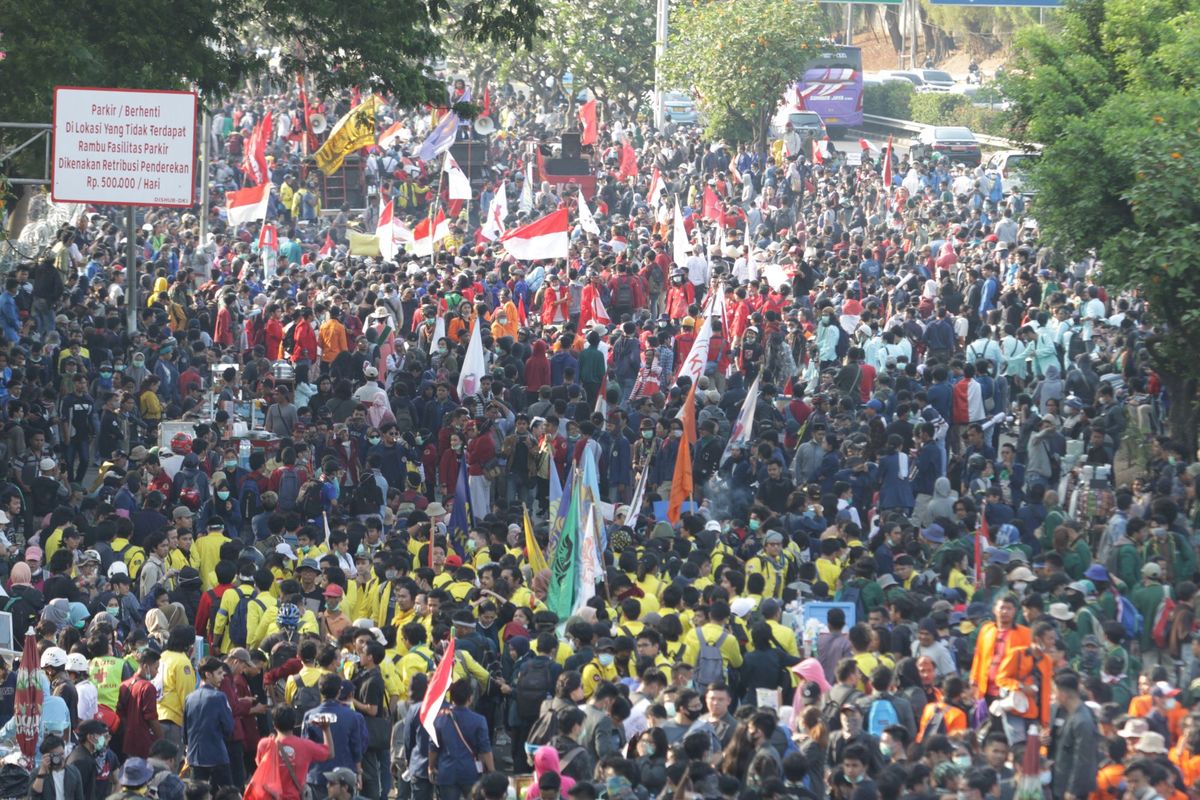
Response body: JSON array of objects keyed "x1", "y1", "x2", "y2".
[
  {"x1": 419, "y1": 637, "x2": 456, "y2": 745},
  {"x1": 647, "y1": 168, "x2": 663, "y2": 208},
  {"x1": 318, "y1": 234, "x2": 334, "y2": 258},
  {"x1": 225, "y1": 183, "x2": 272, "y2": 227},
  {"x1": 410, "y1": 210, "x2": 449, "y2": 258},
  {"x1": 500, "y1": 208, "x2": 569, "y2": 261}
]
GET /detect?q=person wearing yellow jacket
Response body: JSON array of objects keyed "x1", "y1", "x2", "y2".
[
  {"x1": 213, "y1": 574, "x2": 268, "y2": 654},
  {"x1": 746, "y1": 532, "x2": 788, "y2": 600},
  {"x1": 394, "y1": 623, "x2": 438, "y2": 703},
  {"x1": 681, "y1": 602, "x2": 744, "y2": 680},
  {"x1": 252, "y1": 598, "x2": 318, "y2": 645},
  {"x1": 195, "y1": 522, "x2": 232, "y2": 592},
  {"x1": 246, "y1": 587, "x2": 279, "y2": 651},
  {"x1": 285, "y1": 640, "x2": 332, "y2": 705},
  {"x1": 581, "y1": 638, "x2": 620, "y2": 699}
]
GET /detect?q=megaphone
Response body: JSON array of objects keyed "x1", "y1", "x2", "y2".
[
  {"x1": 473, "y1": 116, "x2": 496, "y2": 136},
  {"x1": 309, "y1": 113, "x2": 328, "y2": 135}
]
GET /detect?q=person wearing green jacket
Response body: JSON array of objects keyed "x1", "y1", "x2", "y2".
[
  {"x1": 1109, "y1": 520, "x2": 1146, "y2": 593},
  {"x1": 578, "y1": 330, "x2": 608, "y2": 408},
  {"x1": 1041, "y1": 491, "x2": 1067, "y2": 553},
  {"x1": 1130, "y1": 562, "x2": 1168, "y2": 655}
]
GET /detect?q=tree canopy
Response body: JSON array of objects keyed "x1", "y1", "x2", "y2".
[
  {"x1": 1003, "y1": 0, "x2": 1200, "y2": 445},
  {"x1": 0, "y1": 0, "x2": 543, "y2": 122},
  {"x1": 661, "y1": 0, "x2": 824, "y2": 153}
]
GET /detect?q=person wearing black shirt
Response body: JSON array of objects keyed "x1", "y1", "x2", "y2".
[
  {"x1": 756, "y1": 460, "x2": 794, "y2": 510},
  {"x1": 59, "y1": 375, "x2": 95, "y2": 483}
]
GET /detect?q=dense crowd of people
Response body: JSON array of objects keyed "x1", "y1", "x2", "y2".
[{"x1": 0, "y1": 73, "x2": 1188, "y2": 800}]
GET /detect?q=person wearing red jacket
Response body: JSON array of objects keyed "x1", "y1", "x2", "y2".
[
  {"x1": 214, "y1": 295, "x2": 235, "y2": 348},
  {"x1": 525, "y1": 340, "x2": 551, "y2": 393},
  {"x1": 437, "y1": 430, "x2": 465, "y2": 501},
  {"x1": 539, "y1": 275, "x2": 571, "y2": 327},
  {"x1": 466, "y1": 419, "x2": 499, "y2": 521},
  {"x1": 291, "y1": 308, "x2": 318, "y2": 363},
  {"x1": 264, "y1": 304, "x2": 284, "y2": 360},
  {"x1": 664, "y1": 272, "x2": 694, "y2": 320}
]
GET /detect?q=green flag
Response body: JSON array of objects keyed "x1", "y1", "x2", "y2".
[{"x1": 547, "y1": 476, "x2": 581, "y2": 620}]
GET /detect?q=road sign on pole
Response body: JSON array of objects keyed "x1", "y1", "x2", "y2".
[{"x1": 52, "y1": 86, "x2": 197, "y2": 207}]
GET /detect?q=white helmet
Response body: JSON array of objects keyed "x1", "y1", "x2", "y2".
[
  {"x1": 65, "y1": 653, "x2": 89, "y2": 673},
  {"x1": 40, "y1": 647, "x2": 67, "y2": 669}
]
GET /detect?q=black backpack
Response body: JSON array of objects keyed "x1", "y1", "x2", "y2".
[
  {"x1": 613, "y1": 277, "x2": 635, "y2": 311},
  {"x1": 835, "y1": 324, "x2": 851, "y2": 360},
  {"x1": 297, "y1": 481, "x2": 324, "y2": 520},
  {"x1": 290, "y1": 673, "x2": 324, "y2": 729},
  {"x1": 238, "y1": 476, "x2": 262, "y2": 520},
  {"x1": 281, "y1": 322, "x2": 297, "y2": 355},
  {"x1": 350, "y1": 479, "x2": 384, "y2": 516},
  {"x1": 515, "y1": 658, "x2": 554, "y2": 721}
]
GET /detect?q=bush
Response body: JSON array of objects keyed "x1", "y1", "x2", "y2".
[
  {"x1": 910, "y1": 91, "x2": 1014, "y2": 138},
  {"x1": 863, "y1": 81, "x2": 914, "y2": 119}
]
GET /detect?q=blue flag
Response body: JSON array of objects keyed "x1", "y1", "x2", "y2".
[
  {"x1": 989, "y1": 173, "x2": 1003, "y2": 204},
  {"x1": 578, "y1": 446, "x2": 607, "y2": 554},
  {"x1": 447, "y1": 458, "x2": 470, "y2": 557},
  {"x1": 418, "y1": 112, "x2": 460, "y2": 162}
]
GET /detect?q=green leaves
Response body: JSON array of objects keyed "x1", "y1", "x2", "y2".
[{"x1": 661, "y1": 0, "x2": 823, "y2": 150}]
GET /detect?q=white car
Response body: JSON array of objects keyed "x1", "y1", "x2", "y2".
[
  {"x1": 986, "y1": 150, "x2": 1041, "y2": 194},
  {"x1": 911, "y1": 69, "x2": 956, "y2": 92}
]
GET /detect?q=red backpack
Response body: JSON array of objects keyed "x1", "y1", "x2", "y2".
[
  {"x1": 952, "y1": 378, "x2": 971, "y2": 424},
  {"x1": 1152, "y1": 588, "x2": 1176, "y2": 649}
]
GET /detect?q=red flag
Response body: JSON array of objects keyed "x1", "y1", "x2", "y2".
[
  {"x1": 883, "y1": 135, "x2": 894, "y2": 187},
  {"x1": 297, "y1": 74, "x2": 317, "y2": 154},
  {"x1": 351, "y1": 87, "x2": 362, "y2": 108},
  {"x1": 481, "y1": 86, "x2": 492, "y2": 118},
  {"x1": 702, "y1": 186, "x2": 722, "y2": 221},
  {"x1": 419, "y1": 636, "x2": 456, "y2": 745},
  {"x1": 14, "y1": 631, "x2": 42, "y2": 770},
  {"x1": 241, "y1": 110, "x2": 272, "y2": 186},
  {"x1": 618, "y1": 139, "x2": 637, "y2": 180},
  {"x1": 257, "y1": 223, "x2": 278, "y2": 253},
  {"x1": 318, "y1": 233, "x2": 334, "y2": 257},
  {"x1": 975, "y1": 506, "x2": 988, "y2": 586},
  {"x1": 517, "y1": 296, "x2": 528, "y2": 326},
  {"x1": 667, "y1": 384, "x2": 697, "y2": 523},
  {"x1": 859, "y1": 138, "x2": 871, "y2": 151},
  {"x1": 812, "y1": 138, "x2": 824, "y2": 166},
  {"x1": 579, "y1": 99, "x2": 598, "y2": 146}
]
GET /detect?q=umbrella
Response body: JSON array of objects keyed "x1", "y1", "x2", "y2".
[
  {"x1": 13, "y1": 630, "x2": 43, "y2": 770},
  {"x1": 1014, "y1": 724, "x2": 1044, "y2": 800}
]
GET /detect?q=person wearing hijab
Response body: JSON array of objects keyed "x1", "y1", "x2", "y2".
[
  {"x1": 40, "y1": 598, "x2": 70, "y2": 633},
  {"x1": 525, "y1": 746, "x2": 577, "y2": 800},
  {"x1": 145, "y1": 609, "x2": 171, "y2": 646},
  {"x1": 7, "y1": 561, "x2": 44, "y2": 642}
]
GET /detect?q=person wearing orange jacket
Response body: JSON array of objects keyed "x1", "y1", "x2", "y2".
[
  {"x1": 995, "y1": 620, "x2": 1056, "y2": 750},
  {"x1": 1087, "y1": 737, "x2": 1126, "y2": 800},
  {"x1": 318, "y1": 306, "x2": 349, "y2": 365},
  {"x1": 916, "y1": 674, "x2": 969, "y2": 743},
  {"x1": 970, "y1": 593, "x2": 1032, "y2": 704}
]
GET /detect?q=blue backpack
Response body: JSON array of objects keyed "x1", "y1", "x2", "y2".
[
  {"x1": 867, "y1": 696, "x2": 900, "y2": 737},
  {"x1": 1115, "y1": 592, "x2": 1143, "y2": 640}
]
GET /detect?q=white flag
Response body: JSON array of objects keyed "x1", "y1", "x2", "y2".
[
  {"x1": 457, "y1": 316, "x2": 487, "y2": 400},
  {"x1": 482, "y1": 182, "x2": 508, "y2": 242},
  {"x1": 444, "y1": 153, "x2": 472, "y2": 200},
  {"x1": 428, "y1": 312, "x2": 446, "y2": 355},
  {"x1": 672, "y1": 200, "x2": 691, "y2": 269},
  {"x1": 577, "y1": 192, "x2": 600, "y2": 236},
  {"x1": 574, "y1": 496, "x2": 603, "y2": 617},
  {"x1": 720, "y1": 374, "x2": 760, "y2": 466},
  {"x1": 519, "y1": 162, "x2": 534, "y2": 214},
  {"x1": 675, "y1": 294, "x2": 716, "y2": 388},
  {"x1": 647, "y1": 167, "x2": 663, "y2": 209}
]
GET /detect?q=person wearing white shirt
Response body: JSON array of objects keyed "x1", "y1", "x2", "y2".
[
  {"x1": 686, "y1": 252, "x2": 710, "y2": 290},
  {"x1": 964, "y1": 327, "x2": 1003, "y2": 372}
]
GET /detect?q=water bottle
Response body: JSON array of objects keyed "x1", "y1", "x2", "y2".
[{"x1": 239, "y1": 438, "x2": 251, "y2": 470}]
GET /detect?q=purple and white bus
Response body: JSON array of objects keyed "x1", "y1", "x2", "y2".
[{"x1": 796, "y1": 45, "x2": 864, "y2": 129}]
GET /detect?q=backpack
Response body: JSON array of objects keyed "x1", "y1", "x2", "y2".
[
  {"x1": 227, "y1": 586, "x2": 266, "y2": 648},
  {"x1": 835, "y1": 325, "x2": 850, "y2": 360},
  {"x1": 1115, "y1": 591, "x2": 1143, "y2": 640},
  {"x1": 836, "y1": 582, "x2": 867, "y2": 624},
  {"x1": 204, "y1": 589, "x2": 222, "y2": 642},
  {"x1": 392, "y1": 403, "x2": 415, "y2": 434},
  {"x1": 113, "y1": 541, "x2": 145, "y2": 583},
  {"x1": 515, "y1": 658, "x2": 554, "y2": 721},
  {"x1": 645, "y1": 266, "x2": 664, "y2": 297},
  {"x1": 695, "y1": 628, "x2": 729, "y2": 694},
  {"x1": 176, "y1": 469, "x2": 207, "y2": 510},
  {"x1": 276, "y1": 468, "x2": 301, "y2": 511},
  {"x1": 298, "y1": 482, "x2": 324, "y2": 520},
  {"x1": 350, "y1": 479, "x2": 384, "y2": 516},
  {"x1": 921, "y1": 704, "x2": 948, "y2": 740},
  {"x1": 281, "y1": 322, "x2": 297, "y2": 355},
  {"x1": 1152, "y1": 588, "x2": 1176, "y2": 649},
  {"x1": 238, "y1": 476, "x2": 262, "y2": 521},
  {"x1": 821, "y1": 685, "x2": 862, "y2": 731},
  {"x1": 527, "y1": 705, "x2": 560, "y2": 748},
  {"x1": 867, "y1": 696, "x2": 900, "y2": 737},
  {"x1": 290, "y1": 673, "x2": 323, "y2": 726},
  {"x1": 613, "y1": 277, "x2": 635, "y2": 311}
]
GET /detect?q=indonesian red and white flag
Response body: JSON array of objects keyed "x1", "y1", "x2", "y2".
[
  {"x1": 883, "y1": 134, "x2": 894, "y2": 187},
  {"x1": 812, "y1": 138, "x2": 826, "y2": 166},
  {"x1": 444, "y1": 153, "x2": 472, "y2": 200},
  {"x1": 378, "y1": 121, "x2": 405, "y2": 150},
  {"x1": 225, "y1": 183, "x2": 272, "y2": 227},
  {"x1": 457, "y1": 317, "x2": 487, "y2": 399},
  {"x1": 647, "y1": 168, "x2": 664, "y2": 209},
  {"x1": 672, "y1": 201, "x2": 690, "y2": 268},
  {"x1": 376, "y1": 200, "x2": 400, "y2": 260},
  {"x1": 578, "y1": 99, "x2": 598, "y2": 146},
  {"x1": 720, "y1": 373, "x2": 760, "y2": 466},
  {"x1": 577, "y1": 193, "x2": 600, "y2": 236},
  {"x1": 618, "y1": 138, "x2": 638, "y2": 180},
  {"x1": 409, "y1": 210, "x2": 448, "y2": 258},
  {"x1": 318, "y1": 233, "x2": 334, "y2": 258},
  {"x1": 419, "y1": 637, "x2": 456, "y2": 746},
  {"x1": 859, "y1": 138, "x2": 871, "y2": 151},
  {"x1": 591, "y1": 293, "x2": 612, "y2": 326},
  {"x1": 481, "y1": 181, "x2": 508, "y2": 242},
  {"x1": 500, "y1": 208, "x2": 569, "y2": 261}
]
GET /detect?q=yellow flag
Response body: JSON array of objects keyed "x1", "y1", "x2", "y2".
[
  {"x1": 347, "y1": 230, "x2": 381, "y2": 257},
  {"x1": 524, "y1": 505, "x2": 549, "y2": 575},
  {"x1": 314, "y1": 96, "x2": 380, "y2": 176}
]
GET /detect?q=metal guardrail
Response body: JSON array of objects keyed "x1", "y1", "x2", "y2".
[{"x1": 859, "y1": 113, "x2": 1035, "y2": 151}]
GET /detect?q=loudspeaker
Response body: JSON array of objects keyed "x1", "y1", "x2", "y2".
[
  {"x1": 561, "y1": 132, "x2": 581, "y2": 160},
  {"x1": 543, "y1": 157, "x2": 590, "y2": 176},
  {"x1": 450, "y1": 141, "x2": 491, "y2": 181}
]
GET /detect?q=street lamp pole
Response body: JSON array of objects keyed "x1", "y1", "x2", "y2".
[{"x1": 653, "y1": 0, "x2": 669, "y2": 130}]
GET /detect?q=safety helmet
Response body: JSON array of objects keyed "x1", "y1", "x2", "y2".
[{"x1": 170, "y1": 432, "x2": 193, "y2": 456}]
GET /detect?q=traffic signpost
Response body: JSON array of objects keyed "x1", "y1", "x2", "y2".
[{"x1": 51, "y1": 87, "x2": 197, "y2": 333}]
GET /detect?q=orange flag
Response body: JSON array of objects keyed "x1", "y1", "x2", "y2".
[{"x1": 667, "y1": 384, "x2": 698, "y2": 523}]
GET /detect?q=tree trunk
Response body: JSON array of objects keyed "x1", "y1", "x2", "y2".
[
  {"x1": 883, "y1": 6, "x2": 904, "y2": 53},
  {"x1": 1164, "y1": 372, "x2": 1199, "y2": 454}
]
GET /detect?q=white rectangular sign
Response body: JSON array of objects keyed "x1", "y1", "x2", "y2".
[{"x1": 52, "y1": 86, "x2": 197, "y2": 207}]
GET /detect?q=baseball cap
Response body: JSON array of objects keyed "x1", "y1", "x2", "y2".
[
  {"x1": 323, "y1": 768, "x2": 358, "y2": 787},
  {"x1": 323, "y1": 584, "x2": 345, "y2": 598}
]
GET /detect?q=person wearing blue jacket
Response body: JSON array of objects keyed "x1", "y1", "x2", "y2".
[
  {"x1": 598, "y1": 416, "x2": 633, "y2": 503},
  {"x1": 912, "y1": 423, "x2": 943, "y2": 523},
  {"x1": 878, "y1": 435, "x2": 915, "y2": 515},
  {"x1": 183, "y1": 657, "x2": 234, "y2": 789},
  {"x1": 303, "y1": 673, "x2": 367, "y2": 795}
]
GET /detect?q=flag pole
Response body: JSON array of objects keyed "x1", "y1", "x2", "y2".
[{"x1": 427, "y1": 165, "x2": 447, "y2": 271}]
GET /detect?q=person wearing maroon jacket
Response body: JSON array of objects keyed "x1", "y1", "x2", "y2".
[
  {"x1": 291, "y1": 308, "x2": 319, "y2": 364},
  {"x1": 221, "y1": 648, "x2": 269, "y2": 787},
  {"x1": 466, "y1": 419, "x2": 498, "y2": 522},
  {"x1": 115, "y1": 646, "x2": 163, "y2": 759}
]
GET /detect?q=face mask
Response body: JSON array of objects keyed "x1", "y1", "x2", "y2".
[
  {"x1": 954, "y1": 755, "x2": 972, "y2": 769},
  {"x1": 849, "y1": 774, "x2": 865, "y2": 784},
  {"x1": 466, "y1": 539, "x2": 478, "y2": 552},
  {"x1": 225, "y1": 460, "x2": 238, "y2": 470},
  {"x1": 672, "y1": 430, "x2": 683, "y2": 438},
  {"x1": 95, "y1": 735, "x2": 107, "y2": 751},
  {"x1": 100, "y1": 371, "x2": 112, "y2": 378},
  {"x1": 749, "y1": 519, "x2": 761, "y2": 531},
  {"x1": 1166, "y1": 698, "x2": 1178, "y2": 710},
  {"x1": 598, "y1": 653, "x2": 615, "y2": 667},
  {"x1": 682, "y1": 706, "x2": 701, "y2": 721},
  {"x1": 642, "y1": 430, "x2": 653, "y2": 439},
  {"x1": 217, "y1": 490, "x2": 230, "y2": 501},
  {"x1": 106, "y1": 606, "x2": 119, "y2": 617},
  {"x1": 386, "y1": 569, "x2": 398, "y2": 581},
  {"x1": 327, "y1": 602, "x2": 339, "y2": 612},
  {"x1": 664, "y1": 702, "x2": 676, "y2": 718},
  {"x1": 643, "y1": 744, "x2": 656, "y2": 757},
  {"x1": 439, "y1": 346, "x2": 448, "y2": 354},
  {"x1": 880, "y1": 743, "x2": 893, "y2": 761},
  {"x1": 1013, "y1": 581, "x2": 1028, "y2": 593},
  {"x1": 133, "y1": 358, "x2": 144, "y2": 367}
]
